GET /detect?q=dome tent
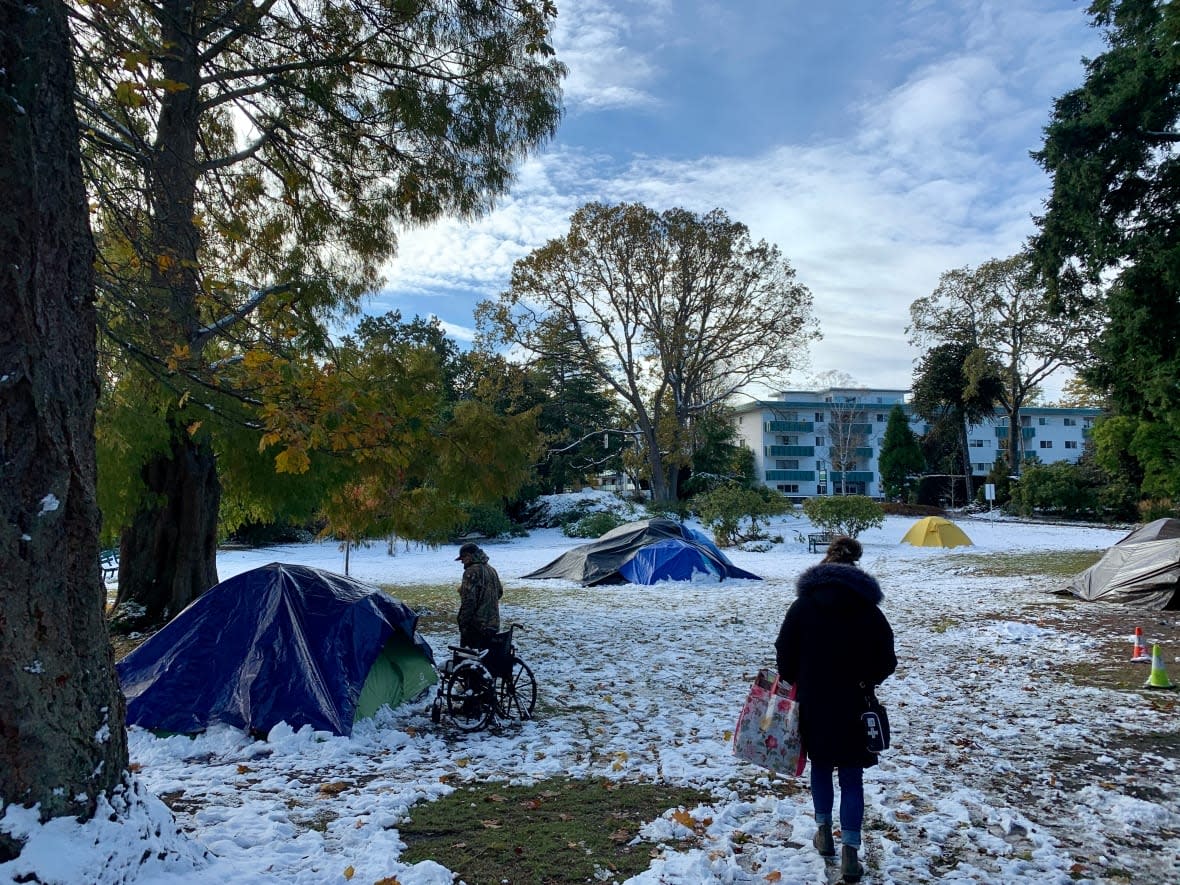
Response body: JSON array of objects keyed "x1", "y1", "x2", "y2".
[
  {"x1": 524, "y1": 517, "x2": 761, "y2": 585},
  {"x1": 117, "y1": 563, "x2": 436, "y2": 736},
  {"x1": 900, "y1": 515, "x2": 973, "y2": 548},
  {"x1": 1060, "y1": 521, "x2": 1180, "y2": 609}
]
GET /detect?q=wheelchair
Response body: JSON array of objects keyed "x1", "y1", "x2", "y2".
[{"x1": 430, "y1": 623, "x2": 536, "y2": 732}]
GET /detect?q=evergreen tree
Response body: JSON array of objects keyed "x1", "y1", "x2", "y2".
[
  {"x1": 1032, "y1": 0, "x2": 1180, "y2": 498},
  {"x1": 76, "y1": 0, "x2": 564, "y2": 629},
  {"x1": 878, "y1": 404, "x2": 925, "y2": 502}
]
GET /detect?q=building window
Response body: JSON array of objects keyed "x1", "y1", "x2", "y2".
[
  {"x1": 815, "y1": 436, "x2": 825, "y2": 446},
  {"x1": 1065, "y1": 440, "x2": 1078, "y2": 449},
  {"x1": 1040, "y1": 440, "x2": 1053, "y2": 449},
  {"x1": 775, "y1": 459, "x2": 800, "y2": 470},
  {"x1": 876, "y1": 413, "x2": 886, "y2": 423},
  {"x1": 776, "y1": 484, "x2": 800, "y2": 494},
  {"x1": 815, "y1": 412, "x2": 824, "y2": 422},
  {"x1": 1038, "y1": 417, "x2": 1049, "y2": 426},
  {"x1": 1063, "y1": 418, "x2": 1077, "y2": 426},
  {"x1": 1021, "y1": 415, "x2": 1032, "y2": 426},
  {"x1": 777, "y1": 435, "x2": 799, "y2": 445},
  {"x1": 816, "y1": 484, "x2": 827, "y2": 495},
  {"x1": 969, "y1": 439, "x2": 985, "y2": 448}
]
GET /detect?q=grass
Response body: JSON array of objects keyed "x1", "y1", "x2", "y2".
[
  {"x1": 949, "y1": 550, "x2": 1103, "y2": 578},
  {"x1": 398, "y1": 777, "x2": 712, "y2": 885}
]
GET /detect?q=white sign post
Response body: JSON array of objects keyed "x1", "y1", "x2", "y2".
[{"x1": 984, "y1": 483, "x2": 996, "y2": 518}]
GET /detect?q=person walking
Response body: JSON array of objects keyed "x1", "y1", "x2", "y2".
[
  {"x1": 775, "y1": 535, "x2": 896, "y2": 883},
  {"x1": 455, "y1": 542, "x2": 503, "y2": 650}
]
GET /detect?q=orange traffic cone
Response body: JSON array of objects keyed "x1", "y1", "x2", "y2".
[
  {"x1": 1144, "y1": 645, "x2": 1176, "y2": 690},
  {"x1": 1131, "y1": 627, "x2": 1152, "y2": 663}
]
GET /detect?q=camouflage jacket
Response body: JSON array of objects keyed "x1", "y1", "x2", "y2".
[{"x1": 457, "y1": 549, "x2": 503, "y2": 635}]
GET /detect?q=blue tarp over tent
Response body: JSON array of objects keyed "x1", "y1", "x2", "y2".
[
  {"x1": 524, "y1": 518, "x2": 762, "y2": 585},
  {"x1": 117, "y1": 563, "x2": 435, "y2": 736}
]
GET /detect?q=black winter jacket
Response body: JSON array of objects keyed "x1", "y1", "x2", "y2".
[{"x1": 775, "y1": 563, "x2": 897, "y2": 768}]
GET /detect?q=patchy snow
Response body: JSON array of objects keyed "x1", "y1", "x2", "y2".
[{"x1": 4, "y1": 509, "x2": 1179, "y2": 884}]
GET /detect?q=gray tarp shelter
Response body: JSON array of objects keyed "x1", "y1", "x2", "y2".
[
  {"x1": 1063, "y1": 535, "x2": 1180, "y2": 610},
  {"x1": 1115, "y1": 517, "x2": 1180, "y2": 546}
]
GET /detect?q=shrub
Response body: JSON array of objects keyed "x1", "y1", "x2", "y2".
[
  {"x1": 880, "y1": 502, "x2": 945, "y2": 518},
  {"x1": 563, "y1": 510, "x2": 627, "y2": 538},
  {"x1": 693, "y1": 485, "x2": 790, "y2": 547},
  {"x1": 1138, "y1": 498, "x2": 1179, "y2": 522},
  {"x1": 458, "y1": 504, "x2": 526, "y2": 539},
  {"x1": 801, "y1": 495, "x2": 884, "y2": 538},
  {"x1": 1009, "y1": 460, "x2": 1136, "y2": 521}
]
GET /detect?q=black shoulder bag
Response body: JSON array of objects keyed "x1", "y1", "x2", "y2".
[{"x1": 861, "y1": 683, "x2": 890, "y2": 754}]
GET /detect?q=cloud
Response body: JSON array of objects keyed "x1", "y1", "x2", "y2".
[
  {"x1": 373, "y1": 0, "x2": 1100, "y2": 400},
  {"x1": 552, "y1": 0, "x2": 667, "y2": 112}
]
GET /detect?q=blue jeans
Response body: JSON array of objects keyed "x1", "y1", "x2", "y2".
[{"x1": 810, "y1": 762, "x2": 863, "y2": 848}]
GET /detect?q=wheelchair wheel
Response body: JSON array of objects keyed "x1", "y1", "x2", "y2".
[
  {"x1": 443, "y1": 659, "x2": 495, "y2": 732},
  {"x1": 496, "y1": 656, "x2": 537, "y2": 721}
]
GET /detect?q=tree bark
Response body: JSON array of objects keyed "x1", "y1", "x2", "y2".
[{"x1": 0, "y1": 0, "x2": 129, "y2": 846}]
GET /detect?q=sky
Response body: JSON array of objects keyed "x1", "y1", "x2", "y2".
[
  {"x1": 5, "y1": 493, "x2": 1179, "y2": 883},
  {"x1": 365, "y1": 0, "x2": 1104, "y2": 403}
]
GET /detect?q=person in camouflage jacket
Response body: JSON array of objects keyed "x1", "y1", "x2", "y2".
[{"x1": 455, "y1": 542, "x2": 503, "y2": 649}]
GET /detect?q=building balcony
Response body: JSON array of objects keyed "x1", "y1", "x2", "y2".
[
  {"x1": 765, "y1": 420, "x2": 814, "y2": 433},
  {"x1": 995, "y1": 426, "x2": 1037, "y2": 440},
  {"x1": 766, "y1": 445, "x2": 815, "y2": 457},
  {"x1": 765, "y1": 470, "x2": 816, "y2": 482},
  {"x1": 831, "y1": 471, "x2": 874, "y2": 482}
]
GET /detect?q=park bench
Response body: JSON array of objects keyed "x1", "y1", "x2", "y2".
[
  {"x1": 807, "y1": 532, "x2": 833, "y2": 554},
  {"x1": 100, "y1": 548, "x2": 119, "y2": 582}
]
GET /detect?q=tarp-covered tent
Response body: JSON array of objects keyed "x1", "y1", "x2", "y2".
[
  {"x1": 524, "y1": 518, "x2": 761, "y2": 585},
  {"x1": 117, "y1": 563, "x2": 436, "y2": 736},
  {"x1": 1115, "y1": 517, "x2": 1180, "y2": 546},
  {"x1": 900, "y1": 516, "x2": 973, "y2": 548},
  {"x1": 1062, "y1": 538, "x2": 1180, "y2": 609}
]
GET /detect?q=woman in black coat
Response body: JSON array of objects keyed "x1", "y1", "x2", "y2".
[{"x1": 775, "y1": 536, "x2": 896, "y2": 883}]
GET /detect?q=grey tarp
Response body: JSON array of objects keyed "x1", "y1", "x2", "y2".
[
  {"x1": 1063, "y1": 538, "x2": 1180, "y2": 609},
  {"x1": 1115, "y1": 517, "x2": 1180, "y2": 546}
]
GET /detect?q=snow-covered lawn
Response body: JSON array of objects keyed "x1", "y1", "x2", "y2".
[{"x1": 4, "y1": 505, "x2": 1179, "y2": 884}]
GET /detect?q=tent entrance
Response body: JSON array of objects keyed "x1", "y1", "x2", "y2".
[{"x1": 355, "y1": 637, "x2": 438, "y2": 721}]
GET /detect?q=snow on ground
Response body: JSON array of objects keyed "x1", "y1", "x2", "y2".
[{"x1": 4, "y1": 499, "x2": 1180, "y2": 884}]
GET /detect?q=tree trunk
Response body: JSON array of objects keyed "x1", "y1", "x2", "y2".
[
  {"x1": 959, "y1": 417, "x2": 975, "y2": 501},
  {"x1": 0, "y1": 0, "x2": 129, "y2": 846},
  {"x1": 110, "y1": 0, "x2": 216, "y2": 633},
  {"x1": 112, "y1": 428, "x2": 220, "y2": 631},
  {"x1": 1008, "y1": 410, "x2": 1021, "y2": 474}
]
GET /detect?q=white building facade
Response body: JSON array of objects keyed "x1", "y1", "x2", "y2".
[{"x1": 731, "y1": 387, "x2": 1101, "y2": 500}]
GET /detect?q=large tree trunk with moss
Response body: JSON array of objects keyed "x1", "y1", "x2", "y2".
[
  {"x1": 0, "y1": 0, "x2": 129, "y2": 850},
  {"x1": 112, "y1": 429, "x2": 220, "y2": 631}
]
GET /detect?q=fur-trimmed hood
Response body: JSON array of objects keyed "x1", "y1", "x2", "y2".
[{"x1": 796, "y1": 562, "x2": 883, "y2": 606}]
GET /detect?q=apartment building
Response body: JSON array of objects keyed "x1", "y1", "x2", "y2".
[{"x1": 731, "y1": 387, "x2": 1100, "y2": 500}]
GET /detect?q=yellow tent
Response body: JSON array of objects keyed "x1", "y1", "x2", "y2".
[{"x1": 900, "y1": 516, "x2": 973, "y2": 548}]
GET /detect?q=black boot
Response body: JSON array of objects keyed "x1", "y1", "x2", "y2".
[
  {"x1": 813, "y1": 822, "x2": 835, "y2": 857},
  {"x1": 841, "y1": 844, "x2": 864, "y2": 882}
]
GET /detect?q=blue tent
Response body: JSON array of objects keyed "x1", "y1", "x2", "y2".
[
  {"x1": 524, "y1": 518, "x2": 761, "y2": 585},
  {"x1": 117, "y1": 563, "x2": 436, "y2": 737}
]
